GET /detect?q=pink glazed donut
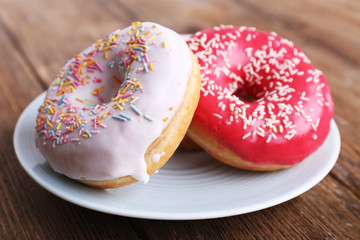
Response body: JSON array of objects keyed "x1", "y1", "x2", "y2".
[
  {"x1": 35, "y1": 22, "x2": 201, "y2": 188},
  {"x1": 186, "y1": 26, "x2": 334, "y2": 171}
]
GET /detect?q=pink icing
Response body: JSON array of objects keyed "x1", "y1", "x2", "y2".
[
  {"x1": 187, "y1": 26, "x2": 334, "y2": 166},
  {"x1": 36, "y1": 22, "x2": 192, "y2": 182}
]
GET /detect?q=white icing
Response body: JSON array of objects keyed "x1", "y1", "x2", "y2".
[
  {"x1": 152, "y1": 152, "x2": 165, "y2": 163},
  {"x1": 36, "y1": 22, "x2": 192, "y2": 183}
]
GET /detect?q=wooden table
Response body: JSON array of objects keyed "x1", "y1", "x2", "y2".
[{"x1": 1, "y1": 0, "x2": 359, "y2": 239}]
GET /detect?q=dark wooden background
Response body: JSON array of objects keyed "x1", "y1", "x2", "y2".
[{"x1": 1, "y1": 0, "x2": 359, "y2": 239}]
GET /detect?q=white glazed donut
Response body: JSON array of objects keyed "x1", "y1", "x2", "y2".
[{"x1": 35, "y1": 22, "x2": 201, "y2": 188}]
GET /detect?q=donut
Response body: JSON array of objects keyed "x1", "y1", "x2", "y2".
[
  {"x1": 35, "y1": 22, "x2": 201, "y2": 188},
  {"x1": 186, "y1": 26, "x2": 334, "y2": 171}
]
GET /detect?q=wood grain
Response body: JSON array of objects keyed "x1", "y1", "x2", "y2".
[{"x1": 0, "y1": 0, "x2": 359, "y2": 239}]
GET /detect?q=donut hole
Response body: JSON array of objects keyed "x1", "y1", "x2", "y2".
[
  {"x1": 89, "y1": 72, "x2": 126, "y2": 105},
  {"x1": 233, "y1": 85, "x2": 264, "y2": 103}
]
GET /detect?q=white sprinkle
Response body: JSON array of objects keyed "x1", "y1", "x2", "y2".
[
  {"x1": 246, "y1": 34, "x2": 252, "y2": 41},
  {"x1": 245, "y1": 47, "x2": 253, "y2": 57},
  {"x1": 285, "y1": 133, "x2": 295, "y2": 140},
  {"x1": 316, "y1": 99, "x2": 324, "y2": 107},
  {"x1": 271, "y1": 132, "x2": 277, "y2": 139},
  {"x1": 242, "y1": 132, "x2": 251, "y2": 139},
  {"x1": 213, "y1": 113, "x2": 223, "y2": 119},
  {"x1": 221, "y1": 104, "x2": 226, "y2": 111},
  {"x1": 311, "y1": 123, "x2": 317, "y2": 131},
  {"x1": 279, "y1": 124, "x2": 284, "y2": 133},
  {"x1": 306, "y1": 76, "x2": 313, "y2": 82},
  {"x1": 237, "y1": 63, "x2": 242, "y2": 70},
  {"x1": 272, "y1": 125, "x2": 278, "y2": 133},
  {"x1": 257, "y1": 131, "x2": 265, "y2": 137}
]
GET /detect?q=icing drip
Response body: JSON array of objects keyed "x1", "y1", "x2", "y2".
[{"x1": 152, "y1": 152, "x2": 165, "y2": 163}]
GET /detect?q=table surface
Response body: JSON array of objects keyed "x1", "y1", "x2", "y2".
[{"x1": 1, "y1": 0, "x2": 359, "y2": 239}]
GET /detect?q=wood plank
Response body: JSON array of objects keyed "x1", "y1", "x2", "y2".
[
  {"x1": 233, "y1": 0, "x2": 360, "y2": 64},
  {"x1": 0, "y1": 0, "x2": 130, "y2": 86}
]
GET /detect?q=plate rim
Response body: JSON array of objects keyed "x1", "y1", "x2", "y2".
[{"x1": 13, "y1": 92, "x2": 341, "y2": 220}]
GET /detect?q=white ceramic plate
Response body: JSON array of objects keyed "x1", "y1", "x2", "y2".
[{"x1": 14, "y1": 93, "x2": 340, "y2": 220}]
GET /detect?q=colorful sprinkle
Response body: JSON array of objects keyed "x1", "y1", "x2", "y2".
[
  {"x1": 75, "y1": 98, "x2": 85, "y2": 103},
  {"x1": 144, "y1": 115, "x2": 154, "y2": 122},
  {"x1": 112, "y1": 115, "x2": 127, "y2": 121},
  {"x1": 112, "y1": 76, "x2": 122, "y2": 85},
  {"x1": 130, "y1": 104, "x2": 142, "y2": 115},
  {"x1": 119, "y1": 113, "x2": 132, "y2": 120}
]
